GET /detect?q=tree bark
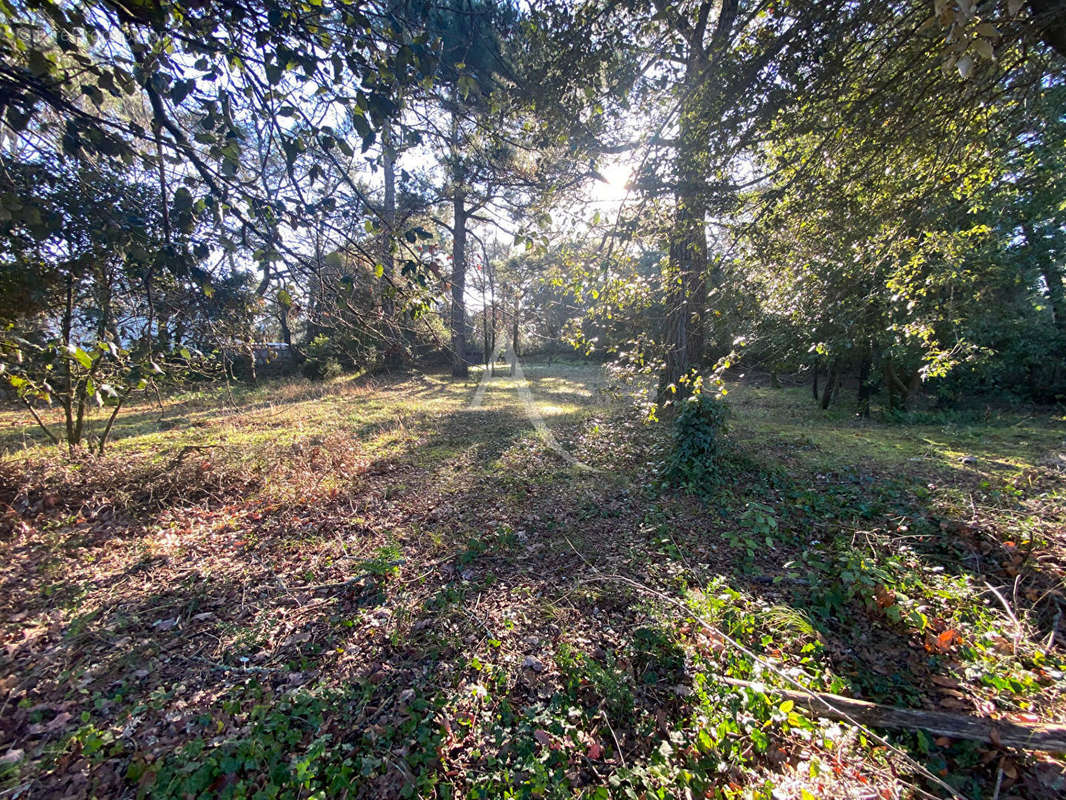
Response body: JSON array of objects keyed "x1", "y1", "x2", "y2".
[
  {"x1": 660, "y1": 44, "x2": 709, "y2": 398},
  {"x1": 247, "y1": 346, "x2": 257, "y2": 384},
  {"x1": 812, "y1": 362, "x2": 820, "y2": 401},
  {"x1": 451, "y1": 191, "x2": 468, "y2": 378},
  {"x1": 884, "y1": 359, "x2": 899, "y2": 412},
  {"x1": 510, "y1": 293, "x2": 519, "y2": 376},
  {"x1": 820, "y1": 362, "x2": 837, "y2": 410},
  {"x1": 61, "y1": 273, "x2": 76, "y2": 453},
  {"x1": 1042, "y1": 262, "x2": 1066, "y2": 335},
  {"x1": 856, "y1": 344, "x2": 872, "y2": 418},
  {"x1": 381, "y1": 121, "x2": 402, "y2": 370},
  {"x1": 883, "y1": 359, "x2": 913, "y2": 411}
]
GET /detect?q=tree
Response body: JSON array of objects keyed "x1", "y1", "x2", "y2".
[
  {"x1": 0, "y1": 154, "x2": 206, "y2": 452},
  {"x1": 726, "y1": 10, "x2": 1065, "y2": 410},
  {"x1": 1, "y1": 0, "x2": 441, "y2": 293}
]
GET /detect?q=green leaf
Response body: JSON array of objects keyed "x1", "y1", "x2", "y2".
[
  {"x1": 170, "y1": 79, "x2": 196, "y2": 105},
  {"x1": 173, "y1": 187, "x2": 194, "y2": 213},
  {"x1": 28, "y1": 49, "x2": 51, "y2": 77},
  {"x1": 68, "y1": 345, "x2": 93, "y2": 370}
]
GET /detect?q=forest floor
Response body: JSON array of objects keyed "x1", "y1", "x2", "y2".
[{"x1": 1, "y1": 361, "x2": 1064, "y2": 800}]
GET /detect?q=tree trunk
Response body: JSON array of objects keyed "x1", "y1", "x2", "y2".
[
  {"x1": 381, "y1": 121, "x2": 402, "y2": 370},
  {"x1": 61, "y1": 274, "x2": 76, "y2": 453},
  {"x1": 812, "y1": 362, "x2": 820, "y2": 401},
  {"x1": 884, "y1": 360, "x2": 899, "y2": 412},
  {"x1": 1042, "y1": 263, "x2": 1066, "y2": 335},
  {"x1": 856, "y1": 345, "x2": 872, "y2": 418},
  {"x1": 659, "y1": 54, "x2": 708, "y2": 399},
  {"x1": 451, "y1": 191, "x2": 468, "y2": 378},
  {"x1": 482, "y1": 269, "x2": 490, "y2": 372},
  {"x1": 883, "y1": 359, "x2": 912, "y2": 412},
  {"x1": 821, "y1": 362, "x2": 837, "y2": 410},
  {"x1": 157, "y1": 309, "x2": 171, "y2": 352},
  {"x1": 510, "y1": 294, "x2": 519, "y2": 376},
  {"x1": 279, "y1": 303, "x2": 302, "y2": 363}
]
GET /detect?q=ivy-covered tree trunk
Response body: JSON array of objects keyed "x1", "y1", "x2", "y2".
[
  {"x1": 278, "y1": 304, "x2": 295, "y2": 354},
  {"x1": 661, "y1": 61, "x2": 709, "y2": 396},
  {"x1": 246, "y1": 343, "x2": 257, "y2": 385}
]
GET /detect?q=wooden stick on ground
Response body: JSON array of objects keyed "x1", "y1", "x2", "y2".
[{"x1": 721, "y1": 677, "x2": 1066, "y2": 754}]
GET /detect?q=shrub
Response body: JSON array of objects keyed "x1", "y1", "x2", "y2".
[
  {"x1": 301, "y1": 335, "x2": 342, "y2": 381},
  {"x1": 664, "y1": 392, "x2": 728, "y2": 493}
]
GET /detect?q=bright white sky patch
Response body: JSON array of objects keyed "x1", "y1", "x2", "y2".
[{"x1": 589, "y1": 160, "x2": 632, "y2": 205}]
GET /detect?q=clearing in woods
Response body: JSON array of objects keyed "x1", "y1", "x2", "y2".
[{"x1": 1, "y1": 361, "x2": 1064, "y2": 798}]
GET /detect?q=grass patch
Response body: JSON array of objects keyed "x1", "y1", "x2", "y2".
[{"x1": 1, "y1": 364, "x2": 1063, "y2": 799}]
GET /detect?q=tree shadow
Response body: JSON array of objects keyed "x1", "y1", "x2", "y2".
[{"x1": 2, "y1": 365, "x2": 1062, "y2": 799}]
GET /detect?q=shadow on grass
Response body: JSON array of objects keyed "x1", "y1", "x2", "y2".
[{"x1": 1, "y1": 366, "x2": 1063, "y2": 799}]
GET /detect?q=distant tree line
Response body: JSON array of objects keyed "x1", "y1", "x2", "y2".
[{"x1": 2, "y1": 1, "x2": 1065, "y2": 454}]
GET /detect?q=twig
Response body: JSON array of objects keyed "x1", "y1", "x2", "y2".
[
  {"x1": 719, "y1": 676, "x2": 1066, "y2": 753},
  {"x1": 1047, "y1": 597, "x2": 1063, "y2": 651},
  {"x1": 18, "y1": 396, "x2": 59, "y2": 445},
  {"x1": 290, "y1": 561, "x2": 404, "y2": 594},
  {"x1": 181, "y1": 655, "x2": 284, "y2": 674},
  {"x1": 991, "y1": 765, "x2": 1004, "y2": 800},
  {"x1": 984, "y1": 581, "x2": 1023, "y2": 656},
  {"x1": 165, "y1": 444, "x2": 220, "y2": 471},
  {"x1": 600, "y1": 709, "x2": 626, "y2": 768}
]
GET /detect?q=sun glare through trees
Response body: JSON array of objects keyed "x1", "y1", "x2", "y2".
[{"x1": 2, "y1": 2, "x2": 1066, "y2": 799}]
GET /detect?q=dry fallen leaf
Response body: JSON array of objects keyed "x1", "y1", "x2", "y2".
[{"x1": 930, "y1": 674, "x2": 961, "y2": 689}]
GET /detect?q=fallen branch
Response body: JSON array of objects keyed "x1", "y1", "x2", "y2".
[
  {"x1": 572, "y1": 565, "x2": 969, "y2": 800},
  {"x1": 720, "y1": 678, "x2": 1066, "y2": 754},
  {"x1": 291, "y1": 561, "x2": 405, "y2": 594},
  {"x1": 165, "y1": 443, "x2": 220, "y2": 470}
]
